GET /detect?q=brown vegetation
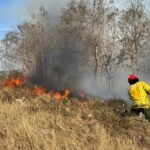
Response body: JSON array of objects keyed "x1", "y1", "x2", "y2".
[
  {"x1": 0, "y1": 1, "x2": 150, "y2": 149},
  {"x1": 0, "y1": 88, "x2": 150, "y2": 150}
]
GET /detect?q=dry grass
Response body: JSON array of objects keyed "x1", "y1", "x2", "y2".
[{"x1": 0, "y1": 88, "x2": 150, "y2": 150}]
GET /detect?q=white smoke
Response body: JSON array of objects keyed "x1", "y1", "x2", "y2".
[{"x1": 0, "y1": 0, "x2": 70, "y2": 23}]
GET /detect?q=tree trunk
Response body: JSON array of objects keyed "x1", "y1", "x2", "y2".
[{"x1": 94, "y1": 45, "x2": 99, "y2": 79}]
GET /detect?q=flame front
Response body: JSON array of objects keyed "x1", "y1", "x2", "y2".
[
  {"x1": 54, "y1": 92, "x2": 62, "y2": 100},
  {"x1": 2, "y1": 76, "x2": 25, "y2": 88},
  {"x1": 32, "y1": 86, "x2": 46, "y2": 95},
  {"x1": 32, "y1": 87, "x2": 71, "y2": 100},
  {"x1": 32, "y1": 86, "x2": 51, "y2": 97},
  {"x1": 54, "y1": 89, "x2": 71, "y2": 100},
  {"x1": 1, "y1": 76, "x2": 71, "y2": 101}
]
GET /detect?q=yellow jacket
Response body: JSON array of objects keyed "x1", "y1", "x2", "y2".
[{"x1": 128, "y1": 81, "x2": 150, "y2": 109}]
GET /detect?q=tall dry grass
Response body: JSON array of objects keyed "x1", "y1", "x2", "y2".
[{"x1": 0, "y1": 88, "x2": 150, "y2": 150}]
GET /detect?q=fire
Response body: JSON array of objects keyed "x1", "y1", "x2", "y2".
[
  {"x1": 2, "y1": 76, "x2": 25, "y2": 88},
  {"x1": 54, "y1": 92, "x2": 62, "y2": 100},
  {"x1": 63, "y1": 89, "x2": 71, "y2": 98},
  {"x1": 54, "y1": 89, "x2": 71, "y2": 101},
  {"x1": 32, "y1": 86, "x2": 46, "y2": 95},
  {"x1": 1, "y1": 76, "x2": 72, "y2": 101},
  {"x1": 32, "y1": 86, "x2": 51, "y2": 97},
  {"x1": 32, "y1": 87, "x2": 71, "y2": 100}
]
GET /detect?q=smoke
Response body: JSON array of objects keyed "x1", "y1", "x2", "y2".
[
  {"x1": 21, "y1": 0, "x2": 136, "y2": 101},
  {"x1": 26, "y1": 0, "x2": 69, "y2": 14},
  {"x1": 79, "y1": 69, "x2": 130, "y2": 100},
  {"x1": 2, "y1": 0, "x2": 150, "y2": 101},
  {"x1": 0, "y1": 0, "x2": 70, "y2": 24},
  {"x1": 38, "y1": 33, "x2": 90, "y2": 92},
  {"x1": 33, "y1": 30, "x2": 131, "y2": 101}
]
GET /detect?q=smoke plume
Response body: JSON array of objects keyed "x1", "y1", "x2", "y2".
[{"x1": 2, "y1": 0, "x2": 150, "y2": 101}]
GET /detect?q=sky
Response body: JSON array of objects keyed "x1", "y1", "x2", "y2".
[
  {"x1": 0, "y1": 0, "x2": 149, "y2": 39},
  {"x1": 0, "y1": 0, "x2": 69, "y2": 39},
  {"x1": 0, "y1": 0, "x2": 25, "y2": 39}
]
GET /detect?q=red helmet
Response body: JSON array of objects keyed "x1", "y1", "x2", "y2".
[{"x1": 128, "y1": 74, "x2": 137, "y2": 81}]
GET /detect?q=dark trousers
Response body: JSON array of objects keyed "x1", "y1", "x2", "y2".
[{"x1": 130, "y1": 108, "x2": 150, "y2": 121}]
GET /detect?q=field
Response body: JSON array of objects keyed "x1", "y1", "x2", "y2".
[{"x1": 0, "y1": 88, "x2": 150, "y2": 150}]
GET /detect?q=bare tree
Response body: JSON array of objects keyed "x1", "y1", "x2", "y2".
[
  {"x1": 118, "y1": 0, "x2": 149, "y2": 74},
  {"x1": 59, "y1": 0, "x2": 123, "y2": 89},
  {"x1": 1, "y1": 6, "x2": 53, "y2": 82},
  {"x1": 1, "y1": 32, "x2": 21, "y2": 76},
  {"x1": 98, "y1": 6, "x2": 122, "y2": 90},
  {"x1": 87, "y1": 0, "x2": 106, "y2": 82},
  {"x1": 16, "y1": 7, "x2": 53, "y2": 82}
]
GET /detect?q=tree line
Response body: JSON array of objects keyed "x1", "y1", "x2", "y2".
[{"x1": 0, "y1": 0, "x2": 150, "y2": 90}]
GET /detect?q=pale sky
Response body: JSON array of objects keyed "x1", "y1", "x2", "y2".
[
  {"x1": 0, "y1": 0, "x2": 69, "y2": 39},
  {"x1": 0, "y1": 0, "x2": 149, "y2": 39}
]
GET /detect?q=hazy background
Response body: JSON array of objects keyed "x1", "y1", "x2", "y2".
[
  {"x1": 0, "y1": 0, "x2": 150, "y2": 101},
  {"x1": 2, "y1": 0, "x2": 149, "y2": 39}
]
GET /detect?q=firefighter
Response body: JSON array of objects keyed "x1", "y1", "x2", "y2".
[{"x1": 128, "y1": 74, "x2": 150, "y2": 121}]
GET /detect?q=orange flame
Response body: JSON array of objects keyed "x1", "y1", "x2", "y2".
[
  {"x1": 32, "y1": 86, "x2": 46, "y2": 95},
  {"x1": 54, "y1": 92, "x2": 62, "y2": 100},
  {"x1": 2, "y1": 76, "x2": 25, "y2": 88},
  {"x1": 63, "y1": 89, "x2": 71, "y2": 98},
  {"x1": 32, "y1": 86, "x2": 51, "y2": 97},
  {"x1": 32, "y1": 88, "x2": 70, "y2": 100},
  {"x1": 1, "y1": 76, "x2": 71, "y2": 100},
  {"x1": 54, "y1": 89, "x2": 71, "y2": 101}
]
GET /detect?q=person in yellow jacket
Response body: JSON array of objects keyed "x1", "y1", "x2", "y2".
[{"x1": 128, "y1": 74, "x2": 150, "y2": 120}]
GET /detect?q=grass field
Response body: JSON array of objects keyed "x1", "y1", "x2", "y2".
[{"x1": 0, "y1": 88, "x2": 150, "y2": 150}]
